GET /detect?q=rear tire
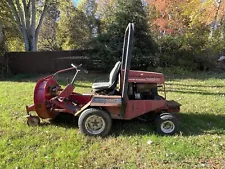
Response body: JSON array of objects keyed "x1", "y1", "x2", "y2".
[
  {"x1": 78, "y1": 108, "x2": 112, "y2": 137},
  {"x1": 155, "y1": 113, "x2": 178, "y2": 135}
]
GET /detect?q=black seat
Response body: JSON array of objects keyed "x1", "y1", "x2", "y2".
[{"x1": 92, "y1": 61, "x2": 121, "y2": 92}]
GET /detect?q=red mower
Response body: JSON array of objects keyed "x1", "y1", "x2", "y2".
[{"x1": 26, "y1": 23, "x2": 181, "y2": 136}]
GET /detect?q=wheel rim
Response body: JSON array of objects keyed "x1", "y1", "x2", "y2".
[
  {"x1": 85, "y1": 115, "x2": 105, "y2": 135},
  {"x1": 160, "y1": 120, "x2": 175, "y2": 134},
  {"x1": 28, "y1": 117, "x2": 40, "y2": 126}
]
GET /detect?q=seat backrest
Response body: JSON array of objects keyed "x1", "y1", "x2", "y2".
[{"x1": 109, "y1": 61, "x2": 121, "y2": 87}]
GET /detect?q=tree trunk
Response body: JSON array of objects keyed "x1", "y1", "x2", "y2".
[
  {"x1": 35, "y1": 1, "x2": 48, "y2": 51},
  {"x1": 210, "y1": 0, "x2": 222, "y2": 38},
  {"x1": 30, "y1": 0, "x2": 36, "y2": 51},
  {"x1": 7, "y1": 0, "x2": 49, "y2": 51}
]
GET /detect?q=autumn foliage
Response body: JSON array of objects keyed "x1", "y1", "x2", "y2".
[
  {"x1": 145, "y1": 0, "x2": 225, "y2": 70},
  {"x1": 1, "y1": 0, "x2": 225, "y2": 70}
]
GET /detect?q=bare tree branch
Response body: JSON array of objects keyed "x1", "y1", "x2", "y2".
[
  {"x1": 6, "y1": 0, "x2": 52, "y2": 51},
  {"x1": 35, "y1": 0, "x2": 49, "y2": 40},
  {"x1": 15, "y1": 0, "x2": 30, "y2": 50},
  {"x1": 210, "y1": 0, "x2": 222, "y2": 38},
  {"x1": 15, "y1": 0, "x2": 26, "y2": 31},
  {"x1": 22, "y1": 0, "x2": 26, "y2": 8},
  {"x1": 7, "y1": 0, "x2": 30, "y2": 50},
  {"x1": 27, "y1": 0, "x2": 31, "y2": 7},
  {"x1": 22, "y1": 0, "x2": 31, "y2": 29},
  {"x1": 7, "y1": 0, "x2": 22, "y2": 31},
  {"x1": 31, "y1": 0, "x2": 36, "y2": 50},
  {"x1": 214, "y1": 0, "x2": 222, "y2": 7}
]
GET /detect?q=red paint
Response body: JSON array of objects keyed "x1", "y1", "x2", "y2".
[
  {"x1": 121, "y1": 69, "x2": 164, "y2": 84},
  {"x1": 27, "y1": 74, "x2": 93, "y2": 119},
  {"x1": 26, "y1": 104, "x2": 35, "y2": 113},
  {"x1": 104, "y1": 106, "x2": 121, "y2": 119},
  {"x1": 69, "y1": 93, "x2": 92, "y2": 105},
  {"x1": 33, "y1": 77, "x2": 59, "y2": 118},
  {"x1": 57, "y1": 84, "x2": 74, "y2": 98},
  {"x1": 125, "y1": 100, "x2": 166, "y2": 119},
  {"x1": 27, "y1": 67, "x2": 179, "y2": 121}
]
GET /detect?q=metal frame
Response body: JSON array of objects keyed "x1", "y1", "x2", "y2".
[{"x1": 121, "y1": 23, "x2": 134, "y2": 117}]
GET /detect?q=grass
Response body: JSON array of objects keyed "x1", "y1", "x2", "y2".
[{"x1": 1, "y1": 71, "x2": 225, "y2": 168}]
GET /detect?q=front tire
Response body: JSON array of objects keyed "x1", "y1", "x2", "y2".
[
  {"x1": 155, "y1": 113, "x2": 178, "y2": 135},
  {"x1": 27, "y1": 116, "x2": 40, "y2": 126},
  {"x1": 78, "y1": 108, "x2": 112, "y2": 137}
]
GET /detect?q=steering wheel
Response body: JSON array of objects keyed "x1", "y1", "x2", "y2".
[{"x1": 71, "y1": 64, "x2": 88, "y2": 74}]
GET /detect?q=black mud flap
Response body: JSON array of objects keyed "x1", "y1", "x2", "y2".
[
  {"x1": 167, "y1": 100, "x2": 181, "y2": 107},
  {"x1": 167, "y1": 100, "x2": 181, "y2": 112}
]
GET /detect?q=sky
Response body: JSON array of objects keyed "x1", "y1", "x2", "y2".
[{"x1": 73, "y1": 0, "x2": 79, "y2": 5}]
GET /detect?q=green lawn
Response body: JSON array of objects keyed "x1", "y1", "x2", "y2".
[{"x1": 1, "y1": 71, "x2": 225, "y2": 168}]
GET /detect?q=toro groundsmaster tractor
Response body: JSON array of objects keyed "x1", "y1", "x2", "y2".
[{"x1": 26, "y1": 23, "x2": 181, "y2": 136}]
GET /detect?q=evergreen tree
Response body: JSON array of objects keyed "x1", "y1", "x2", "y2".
[{"x1": 92, "y1": 0, "x2": 157, "y2": 70}]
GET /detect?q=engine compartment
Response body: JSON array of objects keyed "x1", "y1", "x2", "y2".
[{"x1": 128, "y1": 83, "x2": 163, "y2": 100}]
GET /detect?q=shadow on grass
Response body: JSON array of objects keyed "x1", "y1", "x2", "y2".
[
  {"x1": 178, "y1": 112, "x2": 225, "y2": 136},
  {"x1": 48, "y1": 114, "x2": 156, "y2": 136},
  {"x1": 166, "y1": 89, "x2": 225, "y2": 96},
  {"x1": 46, "y1": 112, "x2": 225, "y2": 137},
  {"x1": 166, "y1": 83, "x2": 224, "y2": 88},
  {"x1": 49, "y1": 113, "x2": 79, "y2": 128},
  {"x1": 112, "y1": 112, "x2": 225, "y2": 136},
  {"x1": 165, "y1": 71, "x2": 225, "y2": 81}
]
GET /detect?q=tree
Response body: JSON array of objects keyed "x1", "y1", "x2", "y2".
[
  {"x1": 57, "y1": 0, "x2": 91, "y2": 50},
  {"x1": 146, "y1": 0, "x2": 225, "y2": 70},
  {"x1": 209, "y1": 0, "x2": 225, "y2": 38},
  {"x1": 6, "y1": 0, "x2": 53, "y2": 51},
  {"x1": 0, "y1": 23, "x2": 3, "y2": 45},
  {"x1": 38, "y1": 2, "x2": 60, "y2": 51},
  {"x1": 96, "y1": 0, "x2": 116, "y2": 32},
  {"x1": 147, "y1": 0, "x2": 189, "y2": 36},
  {"x1": 92, "y1": 0, "x2": 157, "y2": 70},
  {"x1": 78, "y1": 0, "x2": 100, "y2": 36},
  {"x1": 0, "y1": 0, "x2": 23, "y2": 51}
]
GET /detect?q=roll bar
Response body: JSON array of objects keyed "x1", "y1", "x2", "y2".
[{"x1": 121, "y1": 23, "x2": 134, "y2": 117}]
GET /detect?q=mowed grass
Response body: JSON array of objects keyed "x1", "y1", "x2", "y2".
[{"x1": 1, "y1": 71, "x2": 225, "y2": 168}]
